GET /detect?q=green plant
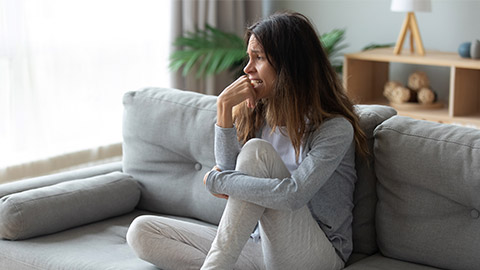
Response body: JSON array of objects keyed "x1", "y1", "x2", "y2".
[
  {"x1": 362, "y1": 42, "x2": 395, "y2": 51},
  {"x1": 320, "y1": 29, "x2": 347, "y2": 73},
  {"x1": 170, "y1": 25, "x2": 347, "y2": 78},
  {"x1": 169, "y1": 25, "x2": 246, "y2": 78}
]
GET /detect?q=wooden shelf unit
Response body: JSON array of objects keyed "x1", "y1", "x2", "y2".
[{"x1": 343, "y1": 48, "x2": 480, "y2": 127}]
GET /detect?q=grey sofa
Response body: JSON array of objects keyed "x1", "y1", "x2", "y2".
[{"x1": 0, "y1": 87, "x2": 478, "y2": 270}]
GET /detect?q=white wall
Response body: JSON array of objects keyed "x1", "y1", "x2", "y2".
[{"x1": 269, "y1": 0, "x2": 480, "y2": 102}]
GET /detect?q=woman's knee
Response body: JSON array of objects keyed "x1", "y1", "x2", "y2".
[
  {"x1": 127, "y1": 216, "x2": 146, "y2": 245},
  {"x1": 237, "y1": 139, "x2": 276, "y2": 171},
  {"x1": 237, "y1": 139, "x2": 288, "y2": 178},
  {"x1": 126, "y1": 215, "x2": 160, "y2": 256},
  {"x1": 242, "y1": 139, "x2": 275, "y2": 155}
]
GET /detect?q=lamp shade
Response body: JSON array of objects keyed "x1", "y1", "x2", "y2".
[{"x1": 391, "y1": 0, "x2": 431, "y2": 12}]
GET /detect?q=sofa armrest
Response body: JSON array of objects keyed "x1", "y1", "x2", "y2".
[{"x1": 0, "y1": 161, "x2": 122, "y2": 198}]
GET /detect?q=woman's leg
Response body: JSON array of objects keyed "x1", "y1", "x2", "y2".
[
  {"x1": 201, "y1": 195, "x2": 266, "y2": 269},
  {"x1": 127, "y1": 216, "x2": 215, "y2": 270},
  {"x1": 202, "y1": 139, "x2": 290, "y2": 269},
  {"x1": 259, "y1": 206, "x2": 344, "y2": 270},
  {"x1": 202, "y1": 139, "x2": 344, "y2": 270},
  {"x1": 126, "y1": 215, "x2": 264, "y2": 270}
]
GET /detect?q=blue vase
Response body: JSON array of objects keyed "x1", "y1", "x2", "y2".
[
  {"x1": 458, "y1": 42, "x2": 471, "y2": 58},
  {"x1": 471, "y1": 40, "x2": 480, "y2": 59}
]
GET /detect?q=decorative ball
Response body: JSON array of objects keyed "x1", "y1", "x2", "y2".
[
  {"x1": 471, "y1": 40, "x2": 480, "y2": 59},
  {"x1": 384, "y1": 81, "x2": 402, "y2": 101},
  {"x1": 390, "y1": 86, "x2": 413, "y2": 103},
  {"x1": 458, "y1": 42, "x2": 472, "y2": 58},
  {"x1": 408, "y1": 71, "x2": 429, "y2": 91},
  {"x1": 417, "y1": 87, "x2": 436, "y2": 104}
]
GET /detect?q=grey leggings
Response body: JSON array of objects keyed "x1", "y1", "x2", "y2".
[{"x1": 127, "y1": 139, "x2": 344, "y2": 270}]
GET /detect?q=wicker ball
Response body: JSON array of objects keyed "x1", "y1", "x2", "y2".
[
  {"x1": 408, "y1": 71, "x2": 430, "y2": 91},
  {"x1": 390, "y1": 85, "x2": 414, "y2": 103},
  {"x1": 384, "y1": 81, "x2": 403, "y2": 101},
  {"x1": 417, "y1": 87, "x2": 436, "y2": 104}
]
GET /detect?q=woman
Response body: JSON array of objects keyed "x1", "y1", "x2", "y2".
[{"x1": 127, "y1": 12, "x2": 367, "y2": 270}]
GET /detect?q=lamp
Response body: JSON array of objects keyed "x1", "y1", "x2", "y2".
[{"x1": 391, "y1": 0, "x2": 431, "y2": 56}]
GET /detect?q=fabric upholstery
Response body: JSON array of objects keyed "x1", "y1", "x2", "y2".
[
  {"x1": 374, "y1": 116, "x2": 480, "y2": 270},
  {"x1": 122, "y1": 88, "x2": 226, "y2": 225},
  {"x1": 0, "y1": 210, "x2": 188, "y2": 270},
  {"x1": 0, "y1": 171, "x2": 140, "y2": 240},
  {"x1": 0, "y1": 161, "x2": 122, "y2": 198},
  {"x1": 344, "y1": 253, "x2": 442, "y2": 270},
  {"x1": 351, "y1": 105, "x2": 396, "y2": 256}
]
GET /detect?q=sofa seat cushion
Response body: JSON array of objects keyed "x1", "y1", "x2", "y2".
[
  {"x1": 344, "y1": 253, "x2": 442, "y2": 270},
  {"x1": 0, "y1": 210, "x2": 216, "y2": 270},
  {"x1": 374, "y1": 116, "x2": 480, "y2": 270},
  {"x1": 0, "y1": 172, "x2": 140, "y2": 240}
]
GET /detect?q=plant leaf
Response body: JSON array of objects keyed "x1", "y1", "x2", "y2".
[
  {"x1": 197, "y1": 50, "x2": 213, "y2": 77},
  {"x1": 182, "y1": 50, "x2": 204, "y2": 77},
  {"x1": 362, "y1": 42, "x2": 395, "y2": 51},
  {"x1": 170, "y1": 24, "x2": 246, "y2": 77},
  {"x1": 320, "y1": 28, "x2": 347, "y2": 72}
]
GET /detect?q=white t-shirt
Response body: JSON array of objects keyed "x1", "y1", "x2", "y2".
[{"x1": 261, "y1": 125, "x2": 303, "y2": 173}]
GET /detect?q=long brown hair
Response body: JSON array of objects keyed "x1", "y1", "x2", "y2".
[{"x1": 233, "y1": 12, "x2": 368, "y2": 158}]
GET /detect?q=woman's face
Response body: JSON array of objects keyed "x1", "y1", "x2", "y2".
[{"x1": 243, "y1": 35, "x2": 276, "y2": 101}]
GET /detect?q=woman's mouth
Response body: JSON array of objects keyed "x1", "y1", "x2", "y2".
[{"x1": 251, "y1": 79, "x2": 263, "y2": 88}]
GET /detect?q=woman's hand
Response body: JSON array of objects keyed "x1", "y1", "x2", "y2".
[
  {"x1": 217, "y1": 75, "x2": 256, "y2": 128},
  {"x1": 203, "y1": 166, "x2": 229, "y2": 200}
]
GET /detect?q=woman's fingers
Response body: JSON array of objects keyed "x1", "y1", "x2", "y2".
[
  {"x1": 219, "y1": 75, "x2": 256, "y2": 108},
  {"x1": 203, "y1": 166, "x2": 228, "y2": 199},
  {"x1": 212, "y1": 193, "x2": 229, "y2": 200}
]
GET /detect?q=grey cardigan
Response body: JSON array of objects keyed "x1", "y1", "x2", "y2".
[{"x1": 205, "y1": 117, "x2": 356, "y2": 262}]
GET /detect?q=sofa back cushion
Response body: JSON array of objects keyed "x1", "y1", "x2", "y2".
[
  {"x1": 374, "y1": 116, "x2": 480, "y2": 270},
  {"x1": 351, "y1": 105, "x2": 396, "y2": 257},
  {"x1": 122, "y1": 88, "x2": 225, "y2": 225}
]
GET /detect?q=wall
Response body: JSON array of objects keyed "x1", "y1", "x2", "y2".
[{"x1": 269, "y1": 0, "x2": 480, "y2": 102}]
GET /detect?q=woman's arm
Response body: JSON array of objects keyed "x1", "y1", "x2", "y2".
[
  {"x1": 213, "y1": 75, "x2": 255, "y2": 170},
  {"x1": 203, "y1": 76, "x2": 254, "y2": 196},
  {"x1": 214, "y1": 125, "x2": 241, "y2": 170},
  {"x1": 206, "y1": 117, "x2": 355, "y2": 210}
]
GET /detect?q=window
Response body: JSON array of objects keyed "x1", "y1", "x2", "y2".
[{"x1": 0, "y1": 0, "x2": 171, "y2": 181}]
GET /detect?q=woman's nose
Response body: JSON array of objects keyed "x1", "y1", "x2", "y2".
[{"x1": 243, "y1": 60, "x2": 255, "y2": 74}]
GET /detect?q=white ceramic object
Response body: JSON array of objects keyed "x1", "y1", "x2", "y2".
[{"x1": 471, "y1": 40, "x2": 480, "y2": 59}]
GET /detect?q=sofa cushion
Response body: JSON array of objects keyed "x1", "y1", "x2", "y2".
[
  {"x1": 0, "y1": 210, "x2": 216, "y2": 270},
  {"x1": 351, "y1": 105, "x2": 396, "y2": 256},
  {"x1": 374, "y1": 116, "x2": 480, "y2": 270},
  {"x1": 0, "y1": 172, "x2": 140, "y2": 240},
  {"x1": 0, "y1": 210, "x2": 152, "y2": 270},
  {"x1": 122, "y1": 88, "x2": 226, "y2": 225},
  {"x1": 344, "y1": 253, "x2": 442, "y2": 270},
  {"x1": 0, "y1": 162, "x2": 123, "y2": 198}
]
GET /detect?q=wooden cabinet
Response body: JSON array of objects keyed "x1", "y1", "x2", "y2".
[{"x1": 343, "y1": 48, "x2": 480, "y2": 127}]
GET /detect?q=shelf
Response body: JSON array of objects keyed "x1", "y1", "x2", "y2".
[
  {"x1": 344, "y1": 48, "x2": 480, "y2": 128},
  {"x1": 362, "y1": 98, "x2": 480, "y2": 128},
  {"x1": 345, "y1": 48, "x2": 480, "y2": 70}
]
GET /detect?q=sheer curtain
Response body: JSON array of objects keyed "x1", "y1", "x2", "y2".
[{"x1": 0, "y1": 0, "x2": 171, "y2": 182}]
